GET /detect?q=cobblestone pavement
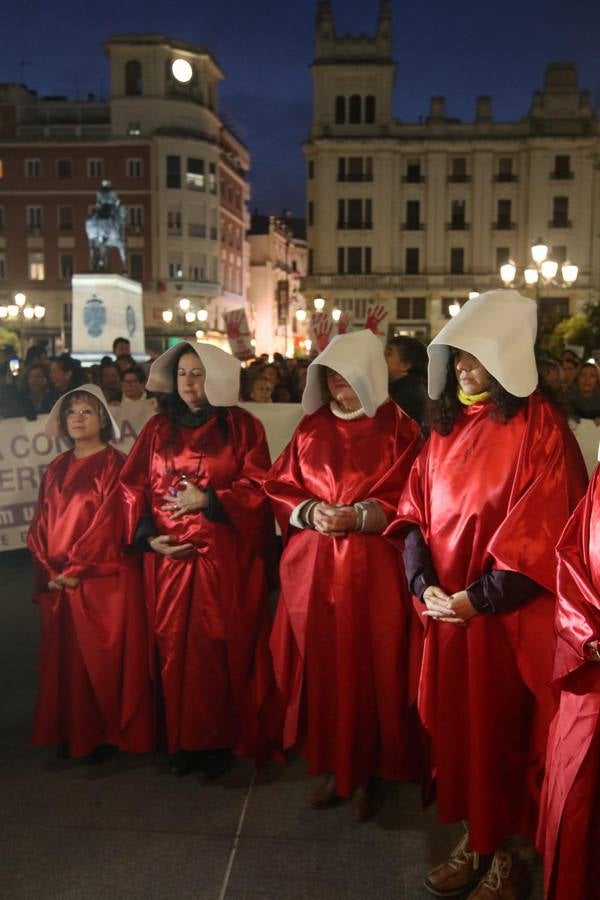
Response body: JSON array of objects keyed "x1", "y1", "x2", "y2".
[{"x1": 1, "y1": 550, "x2": 543, "y2": 899}]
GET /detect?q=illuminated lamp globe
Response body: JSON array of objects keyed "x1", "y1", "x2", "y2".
[
  {"x1": 313, "y1": 297, "x2": 325, "y2": 311},
  {"x1": 172, "y1": 58, "x2": 193, "y2": 84},
  {"x1": 468, "y1": 291, "x2": 480, "y2": 301},
  {"x1": 332, "y1": 308, "x2": 342, "y2": 322},
  {"x1": 304, "y1": 338, "x2": 312, "y2": 352},
  {"x1": 7, "y1": 304, "x2": 19, "y2": 318},
  {"x1": 14, "y1": 292, "x2": 26, "y2": 307},
  {"x1": 448, "y1": 302, "x2": 461, "y2": 318},
  {"x1": 162, "y1": 309, "x2": 173, "y2": 324},
  {"x1": 196, "y1": 309, "x2": 208, "y2": 322},
  {"x1": 0, "y1": 307, "x2": 8, "y2": 319},
  {"x1": 561, "y1": 261, "x2": 578, "y2": 286},
  {"x1": 34, "y1": 305, "x2": 45, "y2": 319},
  {"x1": 195, "y1": 329, "x2": 205, "y2": 340},
  {"x1": 295, "y1": 308, "x2": 307, "y2": 322},
  {"x1": 524, "y1": 267, "x2": 539, "y2": 285},
  {"x1": 185, "y1": 311, "x2": 196, "y2": 323},
  {"x1": 179, "y1": 297, "x2": 191, "y2": 312},
  {"x1": 531, "y1": 240, "x2": 548, "y2": 265},
  {"x1": 541, "y1": 259, "x2": 558, "y2": 280},
  {"x1": 23, "y1": 306, "x2": 35, "y2": 319},
  {"x1": 500, "y1": 261, "x2": 517, "y2": 286}
]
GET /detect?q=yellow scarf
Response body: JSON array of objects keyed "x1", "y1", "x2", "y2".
[{"x1": 457, "y1": 387, "x2": 490, "y2": 406}]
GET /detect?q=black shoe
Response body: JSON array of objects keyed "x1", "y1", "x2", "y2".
[
  {"x1": 85, "y1": 744, "x2": 118, "y2": 765},
  {"x1": 199, "y1": 748, "x2": 233, "y2": 780},
  {"x1": 169, "y1": 749, "x2": 203, "y2": 777}
]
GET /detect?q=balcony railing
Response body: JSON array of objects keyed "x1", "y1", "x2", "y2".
[
  {"x1": 402, "y1": 174, "x2": 426, "y2": 183},
  {"x1": 402, "y1": 222, "x2": 424, "y2": 231},
  {"x1": 492, "y1": 221, "x2": 515, "y2": 230},
  {"x1": 447, "y1": 221, "x2": 469, "y2": 231},
  {"x1": 337, "y1": 173, "x2": 373, "y2": 182},
  {"x1": 188, "y1": 224, "x2": 207, "y2": 238},
  {"x1": 494, "y1": 174, "x2": 517, "y2": 183},
  {"x1": 548, "y1": 219, "x2": 572, "y2": 229},
  {"x1": 337, "y1": 220, "x2": 373, "y2": 230},
  {"x1": 447, "y1": 174, "x2": 471, "y2": 183},
  {"x1": 550, "y1": 171, "x2": 574, "y2": 180}
]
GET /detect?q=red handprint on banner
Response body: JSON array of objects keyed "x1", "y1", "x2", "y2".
[
  {"x1": 337, "y1": 311, "x2": 354, "y2": 335},
  {"x1": 365, "y1": 304, "x2": 387, "y2": 337},
  {"x1": 224, "y1": 308, "x2": 249, "y2": 340},
  {"x1": 312, "y1": 313, "x2": 333, "y2": 351}
]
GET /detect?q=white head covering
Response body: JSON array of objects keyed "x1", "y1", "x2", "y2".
[
  {"x1": 302, "y1": 330, "x2": 389, "y2": 417},
  {"x1": 427, "y1": 289, "x2": 538, "y2": 399},
  {"x1": 45, "y1": 382, "x2": 121, "y2": 441},
  {"x1": 146, "y1": 341, "x2": 241, "y2": 406}
]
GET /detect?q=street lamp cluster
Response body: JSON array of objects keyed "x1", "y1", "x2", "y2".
[
  {"x1": 500, "y1": 239, "x2": 578, "y2": 292},
  {"x1": 0, "y1": 292, "x2": 46, "y2": 322},
  {"x1": 161, "y1": 297, "x2": 209, "y2": 340},
  {"x1": 295, "y1": 296, "x2": 342, "y2": 321}
]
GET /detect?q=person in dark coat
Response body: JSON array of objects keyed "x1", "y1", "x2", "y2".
[{"x1": 384, "y1": 336, "x2": 428, "y2": 428}]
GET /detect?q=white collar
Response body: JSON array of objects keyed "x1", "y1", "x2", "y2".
[{"x1": 329, "y1": 400, "x2": 367, "y2": 420}]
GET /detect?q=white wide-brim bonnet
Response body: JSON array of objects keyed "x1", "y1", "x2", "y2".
[
  {"x1": 45, "y1": 383, "x2": 121, "y2": 441},
  {"x1": 428, "y1": 289, "x2": 538, "y2": 399},
  {"x1": 302, "y1": 329, "x2": 389, "y2": 417},
  {"x1": 146, "y1": 341, "x2": 241, "y2": 406}
]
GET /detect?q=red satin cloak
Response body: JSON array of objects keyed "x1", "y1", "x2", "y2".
[
  {"x1": 27, "y1": 445, "x2": 154, "y2": 757},
  {"x1": 538, "y1": 467, "x2": 600, "y2": 900},
  {"x1": 387, "y1": 393, "x2": 588, "y2": 852},
  {"x1": 264, "y1": 399, "x2": 423, "y2": 797},
  {"x1": 119, "y1": 407, "x2": 279, "y2": 761}
]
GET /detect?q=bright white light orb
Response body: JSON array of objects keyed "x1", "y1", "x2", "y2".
[
  {"x1": 14, "y1": 292, "x2": 26, "y2": 307},
  {"x1": 295, "y1": 308, "x2": 307, "y2": 322},
  {"x1": 34, "y1": 305, "x2": 46, "y2": 319},
  {"x1": 313, "y1": 297, "x2": 325, "y2": 311},
  {"x1": 185, "y1": 311, "x2": 196, "y2": 323},
  {"x1": 332, "y1": 308, "x2": 342, "y2": 322},
  {"x1": 23, "y1": 306, "x2": 35, "y2": 319},
  {"x1": 172, "y1": 58, "x2": 193, "y2": 83},
  {"x1": 162, "y1": 309, "x2": 173, "y2": 324},
  {"x1": 179, "y1": 297, "x2": 191, "y2": 312},
  {"x1": 196, "y1": 309, "x2": 208, "y2": 322},
  {"x1": 7, "y1": 304, "x2": 19, "y2": 317}
]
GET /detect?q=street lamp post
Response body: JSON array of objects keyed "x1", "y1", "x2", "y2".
[
  {"x1": 0, "y1": 292, "x2": 46, "y2": 353},
  {"x1": 500, "y1": 238, "x2": 578, "y2": 299}
]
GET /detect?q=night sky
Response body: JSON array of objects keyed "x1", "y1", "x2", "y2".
[{"x1": 2, "y1": 0, "x2": 600, "y2": 215}]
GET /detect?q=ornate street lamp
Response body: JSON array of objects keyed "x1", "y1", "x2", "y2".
[{"x1": 500, "y1": 238, "x2": 578, "y2": 297}]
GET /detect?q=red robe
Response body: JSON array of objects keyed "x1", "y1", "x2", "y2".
[
  {"x1": 264, "y1": 399, "x2": 423, "y2": 797},
  {"x1": 538, "y1": 467, "x2": 600, "y2": 899},
  {"x1": 119, "y1": 407, "x2": 279, "y2": 761},
  {"x1": 387, "y1": 393, "x2": 588, "y2": 852},
  {"x1": 27, "y1": 445, "x2": 154, "y2": 757}
]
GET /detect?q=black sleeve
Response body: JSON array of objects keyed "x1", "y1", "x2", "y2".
[
  {"x1": 466, "y1": 570, "x2": 542, "y2": 614},
  {"x1": 402, "y1": 525, "x2": 439, "y2": 601},
  {"x1": 201, "y1": 485, "x2": 227, "y2": 522},
  {"x1": 133, "y1": 515, "x2": 159, "y2": 551}
]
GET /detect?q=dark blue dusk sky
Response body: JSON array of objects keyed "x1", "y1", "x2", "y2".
[{"x1": 2, "y1": 0, "x2": 600, "y2": 215}]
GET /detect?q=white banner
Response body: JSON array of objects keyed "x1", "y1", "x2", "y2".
[{"x1": 0, "y1": 402, "x2": 303, "y2": 552}]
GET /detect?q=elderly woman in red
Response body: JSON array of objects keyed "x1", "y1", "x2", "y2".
[
  {"x1": 538, "y1": 470, "x2": 600, "y2": 900},
  {"x1": 387, "y1": 290, "x2": 588, "y2": 899},
  {"x1": 28, "y1": 384, "x2": 153, "y2": 761},
  {"x1": 264, "y1": 330, "x2": 422, "y2": 820},
  {"x1": 119, "y1": 341, "x2": 278, "y2": 777}
]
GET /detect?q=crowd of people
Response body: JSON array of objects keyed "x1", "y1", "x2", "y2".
[{"x1": 11, "y1": 291, "x2": 600, "y2": 900}]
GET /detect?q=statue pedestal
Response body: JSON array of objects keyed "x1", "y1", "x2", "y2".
[{"x1": 71, "y1": 274, "x2": 145, "y2": 360}]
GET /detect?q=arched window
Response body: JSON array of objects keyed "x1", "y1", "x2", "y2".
[
  {"x1": 365, "y1": 95, "x2": 376, "y2": 124},
  {"x1": 335, "y1": 95, "x2": 346, "y2": 125},
  {"x1": 349, "y1": 94, "x2": 362, "y2": 124},
  {"x1": 125, "y1": 60, "x2": 143, "y2": 96}
]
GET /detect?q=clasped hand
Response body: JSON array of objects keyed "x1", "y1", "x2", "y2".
[
  {"x1": 311, "y1": 502, "x2": 358, "y2": 537},
  {"x1": 48, "y1": 575, "x2": 79, "y2": 590},
  {"x1": 422, "y1": 586, "x2": 478, "y2": 625},
  {"x1": 160, "y1": 481, "x2": 209, "y2": 519}
]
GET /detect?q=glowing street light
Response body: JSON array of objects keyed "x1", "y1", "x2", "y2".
[
  {"x1": 196, "y1": 308, "x2": 208, "y2": 322},
  {"x1": 313, "y1": 297, "x2": 325, "y2": 311},
  {"x1": 179, "y1": 297, "x2": 191, "y2": 312},
  {"x1": 162, "y1": 309, "x2": 173, "y2": 324},
  {"x1": 172, "y1": 58, "x2": 193, "y2": 83},
  {"x1": 14, "y1": 292, "x2": 26, "y2": 307},
  {"x1": 34, "y1": 305, "x2": 46, "y2": 319},
  {"x1": 295, "y1": 308, "x2": 307, "y2": 322},
  {"x1": 332, "y1": 308, "x2": 342, "y2": 322}
]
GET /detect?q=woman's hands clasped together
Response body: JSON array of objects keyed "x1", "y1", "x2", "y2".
[
  {"x1": 310, "y1": 502, "x2": 358, "y2": 537},
  {"x1": 422, "y1": 586, "x2": 478, "y2": 626}
]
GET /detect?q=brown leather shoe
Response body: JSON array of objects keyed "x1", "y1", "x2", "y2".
[
  {"x1": 424, "y1": 831, "x2": 491, "y2": 897},
  {"x1": 466, "y1": 850, "x2": 532, "y2": 900},
  {"x1": 310, "y1": 773, "x2": 337, "y2": 809},
  {"x1": 351, "y1": 780, "x2": 380, "y2": 822}
]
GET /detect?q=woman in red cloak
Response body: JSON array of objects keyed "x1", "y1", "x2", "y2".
[
  {"x1": 387, "y1": 290, "x2": 588, "y2": 899},
  {"x1": 538, "y1": 470, "x2": 600, "y2": 900},
  {"x1": 28, "y1": 384, "x2": 154, "y2": 761},
  {"x1": 119, "y1": 341, "x2": 278, "y2": 777},
  {"x1": 264, "y1": 330, "x2": 423, "y2": 820}
]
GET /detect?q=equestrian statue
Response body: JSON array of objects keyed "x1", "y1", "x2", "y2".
[{"x1": 85, "y1": 180, "x2": 127, "y2": 273}]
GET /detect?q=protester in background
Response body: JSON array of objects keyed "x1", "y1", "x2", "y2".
[
  {"x1": 16, "y1": 364, "x2": 56, "y2": 420},
  {"x1": 115, "y1": 353, "x2": 136, "y2": 373},
  {"x1": 247, "y1": 373, "x2": 273, "y2": 403},
  {"x1": 49, "y1": 354, "x2": 88, "y2": 396},
  {"x1": 567, "y1": 361, "x2": 600, "y2": 422},
  {"x1": 119, "y1": 341, "x2": 279, "y2": 777},
  {"x1": 113, "y1": 336, "x2": 131, "y2": 360},
  {"x1": 99, "y1": 360, "x2": 122, "y2": 405},
  {"x1": 24, "y1": 343, "x2": 49, "y2": 369},
  {"x1": 560, "y1": 351, "x2": 580, "y2": 388},
  {"x1": 27, "y1": 384, "x2": 154, "y2": 761},
  {"x1": 265, "y1": 330, "x2": 423, "y2": 820},
  {"x1": 387, "y1": 291, "x2": 588, "y2": 899},
  {"x1": 289, "y1": 362, "x2": 309, "y2": 402},
  {"x1": 384, "y1": 335, "x2": 428, "y2": 428},
  {"x1": 538, "y1": 469, "x2": 600, "y2": 900}
]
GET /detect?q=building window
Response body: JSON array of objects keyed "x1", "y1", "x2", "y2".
[
  {"x1": 87, "y1": 158, "x2": 104, "y2": 179},
  {"x1": 26, "y1": 206, "x2": 43, "y2": 230},
  {"x1": 186, "y1": 158, "x2": 205, "y2": 190},
  {"x1": 551, "y1": 155, "x2": 573, "y2": 180},
  {"x1": 167, "y1": 211, "x2": 182, "y2": 234},
  {"x1": 125, "y1": 60, "x2": 143, "y2": 96},
  {"x1": 405, "y1": 247, "x2": 420, "y2": 274},
  {"x1": 496, "y1": 157, "x2": 515, "y2": 182},
  {"x1": 551, "y1": 196, "x2": 570, "y2": 228},
  {"x1": 25, "y1": 159, "x2": 41, "y2": 178},
  {"x1": 56, "y1": 158, "x2": 72, "y2": 179},
  {"x1": 450, "y1": 247, "x2": 465, "y2": 274},
  {"x1": 405, "y1": 200, "x2": 421, "y2": 230},
  {"x1": 448, "y1": 157, "x2": 469, "y2": 183},
  {"x1": 128, "y1": 206, "x2": 144, "y2": 230},
  {"x1": 58, "y1": 205, "x2": 73, "y2": 230},
  {"x1": 338, "y1": 198, "x2": 372, "y2": 229},
  {"x1": 168, "y1": 259, "x2": 183, "y2": 279},
  {"x1": 129, "y1": 253, "x2": 144, "y2": 282},
  {"x1": 496, "y1": 246, "x2": 510, "y2": 268},
  {"x1": 59, "y1": 253, "x2": 74, "y2": 280},
  {"x1": 308, "y1": 160, "x2": 314, "y2": 179},
  {"x1": 208, "y1": 163, "x2": 217, "y2": 194},
  {"x1": 552, "y1": 245, "x2": 567, "y2": 263},
  {"x1": 308, "y1": 201, "x2": 314, "y2": 227},
  {"x1": 166, "y1": 155, "x2": 181, "y2": 189},
  {"x1": 128, "y1": 122, "x2": 141, "y2": 136},
  {"x1": 365, "y1": 95, "x2": 376, "y2": 124},
  {"x1": 495, "y1": 199, "x2": 513, "y2": 229},
  {"x1": 396, "y1": 297, "x2": 426, "y2": 319},
  {"x1": 335, "y1": 95, "x2": 346, "y2": 124},
  {"x1": 404, "y1": 159, "x2": 424, "y2": 183},
  {"x1": 28, "y1": 252, "x2": 45, "y2": 280},
  {"x1": 539, "y1": 296, "x2": 569, "y2": 320},
  {"x1": 127, "y1": 158, "x2": 143, "y2": 178},
  {"x1": 349, "y1": 95, "x2": 362, "y2": 124},
  {"x1": 450, "y1": 199, "x2": 466, "y2": 230}
]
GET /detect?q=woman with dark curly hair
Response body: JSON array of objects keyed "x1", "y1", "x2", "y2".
[
  {"x1": 119, "y1": 341, "x2": 279, "y2": 777},
  {"x1": 387, "y1": 290, "x2": 588, "y2": 900}
]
